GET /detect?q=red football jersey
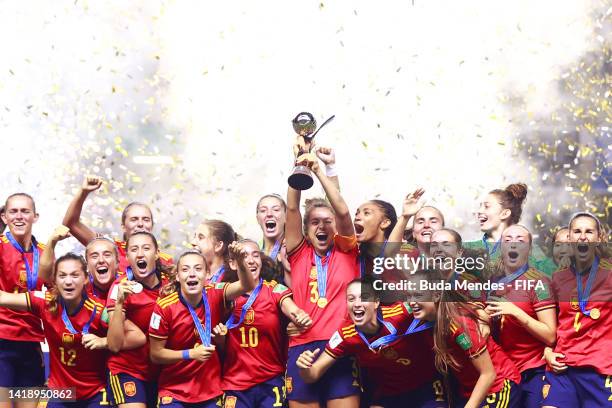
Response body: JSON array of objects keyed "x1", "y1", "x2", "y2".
[
  {"x1": 448, "y1": 315, "x2": 521, "y2": 398},
  {"x1": 114, "y1": 239, "x2": 174, "y2": 274},
  {"x1": 106, "y1": 275, "x2": 167, "y2": 381},
  {"x1": 27, "y1": 291, "x2": 106, "y2": 400},
  {"x1": 86, "y1": 284, "x2": 110, "y2": 304},
  {"x1": 149, "y1": 283, "x2": 228, "y2": 403},
  {"x1": 325, "y1": 302, "x2": 439, "y2": 399},
  {"x1": 551, "y1": 257, "x2": 612, "y2": 375},
  {"x1": 0, "y1": 235, "x2": 45, "y2": 341},
  {"x1": 489, "y1": 267, "x2": 555, "y2": 373},
  {"x1": 222, "y1": 280, "x2": 293, "y2": 391},
  {"x1": 288, "y1": 234, "x2": 359, "y2": 347}
]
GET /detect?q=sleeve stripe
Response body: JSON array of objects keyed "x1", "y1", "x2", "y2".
[
  {"x1": 533, "y1": 304, "x2": 557, "y2": 312},
  {"x1": 25, "y1": 292, "x2": 32, "y2": 311},
  {"x1": 468, "y1": 345, "x2": 488, "y2": 359},
  {"x1": 278, "y1": 293, "x2": 293, "y2": 306},
  {"x1": 148, "y1": 334, "x2": 168, "y2": 339},
  {"x1": 324, "y1": 349, "x2": 339, "y2": 359}
]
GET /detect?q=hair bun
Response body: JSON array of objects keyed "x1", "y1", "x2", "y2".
[{"x1": 505, "y1": 183, "x2": 527, "y2": 204}]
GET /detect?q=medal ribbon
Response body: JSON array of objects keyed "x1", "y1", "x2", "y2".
[
  {"x1": 314, "y1": 249, "x2": 331, "y2": 300},
  {"x1": 225, "y1": 279, "x2": 263, "y2": 330},
  {"x1": 269, "y1": 240, "x2": 282, "y2": 260},
  {"x1": 60, "y1": 297, "x2": 97, "y2": 335},
  {"x1": 181, "y1": 289, "x2": 212, "y2": 347},
  {"x1": 574, "y1": 256, "x2": 600, "y2": 318},
  {"x1": 482, "y1": 234, "x2": 501, "y2": 256},
  {"x1": 356, "y1": 310, "x2": 399, "y2": 351},
  {"x1": 209, "y1": 266, "x2": 225, "y2": 283},
  {"x1": 5, "y1": 231, "x2": 39, "y2": 291}
]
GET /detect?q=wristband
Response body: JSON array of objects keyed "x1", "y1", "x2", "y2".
[
  {"x1": 182, "y1": 349, "x2": 191, "y2": 360},
  {"x1": 325, "y1": 164, "x2": 337, "y2": 177}
]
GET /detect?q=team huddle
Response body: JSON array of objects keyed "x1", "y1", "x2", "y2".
[{"x1": 0, "y1": 140, "x2": 610, "y2": 408}]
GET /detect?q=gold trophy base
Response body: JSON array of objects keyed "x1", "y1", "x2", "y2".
[{"x1": 288, "y1": 165, "x2": 314, "y2": 190}]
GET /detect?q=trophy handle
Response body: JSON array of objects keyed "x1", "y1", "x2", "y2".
[{"x1": 306, "y1": 115, "x2": 335, "y2": 142}]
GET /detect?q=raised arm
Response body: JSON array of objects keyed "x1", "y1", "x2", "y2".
[
  {"x1": 388, "y1": 188, "x2": 425, "y2": 245},
  {"x1": 62, "y1": 176, "x2": 103, "y2": 246},
  {"x1": 315, "y1": 146, "x2": 340, "y2": 191},
  {"x1": 224, "y1": 241, "x2": 257, "y2": 302},
  {"x1": 38, "y1": 225, "x2": 71, "y2": 283},
  {"x1": 107, "y1": 280, "x2": 135, "y2": 353},
  {"x1": 298, "y1": 152, "x2": 353, "y2": 236}
]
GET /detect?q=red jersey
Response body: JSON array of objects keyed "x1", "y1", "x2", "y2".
[
  {"x1": 489, "y1": 267, "x2": 555, "y2": 373},
  {"x1": 325, "y1": 302, "x2": 438, "y2": 399},
  {"x1": 106, "y1": 275, "x2": 167, "y2": 381},
  {"x1": 114, "y1": 239, "x2": 174, "y2": 274},
  {"x1": 27, "y1": 291, "x2": 106, "y2": 400},
  {"x1": 551, "y1": 257, "x2": 612, "y2": 375},
  {"x1": 86, "y1": 284, "x2": 111, "y2": 304},
  {"x1": 149, "y1": 283, "x2": 228, "y2": 403},
  {"x1": 222, "y1": 280, "x2": 293, "y2": 391},
  {"x1": 448, "y1": 315, "x2": 521, "y2": 398},
  {"x1": 0, "y1": 234, "x2": 45, "y2": 341},
  {"x1": 288, "y1": 234, "x2": 359, "y2": 347}
]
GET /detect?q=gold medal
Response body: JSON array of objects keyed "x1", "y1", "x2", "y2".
[
  {"x1": 317, "y1": 297, "x2": 328, "y2": 308},
  {"x1": 589, "y1": 308, "x2": 600, "y2": 320},
  {"x1": 218, "y1": 325, "x2": 228, "y2": 336}
]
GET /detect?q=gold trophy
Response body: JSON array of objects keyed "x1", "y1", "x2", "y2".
[{"x1": 288, "y1": 112, "x2": 335, "y2": 190}]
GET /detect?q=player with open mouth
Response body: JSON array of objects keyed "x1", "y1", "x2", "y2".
[
  {"x1": 485, "y1": 225, "x2": 556, "y2": 407},
  {"x1": 190, "y1": 219, "x2": 239, "y2": 283},
  {"x1": 297, "y1": 277, "x2": 447, "y2": 407},
  {"x1": 284, "y1": 138, "x2": 361, "y2": 408},
  {"x1": 149, "y1": 243, "x2": 256, "y2": 408},
  {"x1": 222, "y1": 239, "x2": 312, "y2": 408},
  {"x1": 542, "y1": 212, "x2": 612, "y2": 408},
  {"x1": 106, "y1": 231, "x2": 172, "y2": 408},
  {"x1": 0, "y1": 252, "x2": 146, "y2": 407}
]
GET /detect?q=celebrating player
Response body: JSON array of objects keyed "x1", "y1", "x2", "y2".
[
  {"x1": 148, "y1": 244, "x2": 256, "y2": 408},
  {"x1": 485, "y1": 225, "x2": 556, "y2": 407},
  {"x1": 297, "y1": 277, "x2": 447, "y2": 408},
  {"x1": 0, "y1": 252, "x2": 146, "y2": 407},
  {"x1": 190, "y1": 219, "x2": 239, "y2": 283},
  {"x1": 62, "y1": 176, "x2": 173, "y2": 273},
  {"x1": 256, "y1": 194, "x2": 287, "y2": 261},
  {"x1": 408, "y1": 269, "x2": 521, "y2": 408},
  {"x1": 222, "y1": 239, "x2": 312, "y2": 408},
  {"x1": 284, "y1": 139, "x2": 361, "y2": 407},
  {"x1": 542, "y1": 212, "x2": 611, "y2": 408},
  {"x1": 465, "y1": 183, "x2": 556, "y2": 274},
  {"x1": 106, "y1": 231, "x2": 171, "y2": 408},
  {"x1": 0, "y1": 193, "x2": 46, "y2": 408}
]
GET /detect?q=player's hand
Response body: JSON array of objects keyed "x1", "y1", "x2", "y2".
[
  {"x1": 290, "y1": 309, "x2": 312, "y2": 328},
  {"x1": 402, "y1": 188, "x2": 425, "y2": 218},
  {"x1": 229, "y1": 241, "x2": 248, "y2": 263},
  {"x1": 82, "y1": 333, "x2": 107, "y2": 350},
  {"x1": 543, "y1": 348, "x2": 567, "y2": 373},
  {"x1": 296, "y1": 348, "x2": 320, "y2": 369},
  {"x1": 212, "y1": 323, "x2": 228, "y2": 337},
  {"x1": 485, "y1": 301, "x2": 521, "y2": 318},
  {"x1": 50, "y1": 225, "x2": 71, "y2": 244},
  {"x1": 115, "y1": 281, "x2": 136, "y2": 304},
  {"x1": 286, "y1": 321, "x2": 308, "y2": 337},
  {"x1": 190, "y1": 344, "x2": 216, "y2": 363},
  {"x1": 82, "y1": 176, "x2": 103, "y2": 193},
  {"x1": 295, "y1": 153, "x2": 320, "y2": 174},
  {"x1": 315, "y1": 146, "x2": 335, "y2": 166}
]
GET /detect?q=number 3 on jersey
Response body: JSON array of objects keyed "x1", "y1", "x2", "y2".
[{"x1": 308, "y1": 281, "x2": 319, "y2": 303}]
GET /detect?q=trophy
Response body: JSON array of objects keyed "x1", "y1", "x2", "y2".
[{"x1": 288, "y1": 112, "x2": 335, "y2": 190}]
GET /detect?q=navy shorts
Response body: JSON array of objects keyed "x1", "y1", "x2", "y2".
[
  {"x1": 456, "y1": 379, "x2": 521, "y2": 408},
  {"x1": 107, "y1": 371, "x2": 157, "y2": 407},
  {"x1": 47, "y1": 388, "x2": 107, "y2": 408},
  {"x1": 158, "y1": 396, "x2": 221, "y2": 408},
  {"x1": 286, "y1": 340, "x2": 360, "y2": 403},
  {"x1": 519, "y1": 367, "x2": 545, "y2": 408},
  {"x1": 372, "y1": 377, "x2": 447, "y2": 408},
  {"x1": 224, "y1": 375, "x2": 285, "y2": 407},
  {"x1": 543, "y1": 367, "x2": 611, "y2": 407},
  {"x1": 0, "y1": 339, "x2": 45, "y2": 387}
]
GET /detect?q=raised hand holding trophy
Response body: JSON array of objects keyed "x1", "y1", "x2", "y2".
[{"x1": 288, "y1": 112, "x2": 335, "y2": 190}]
